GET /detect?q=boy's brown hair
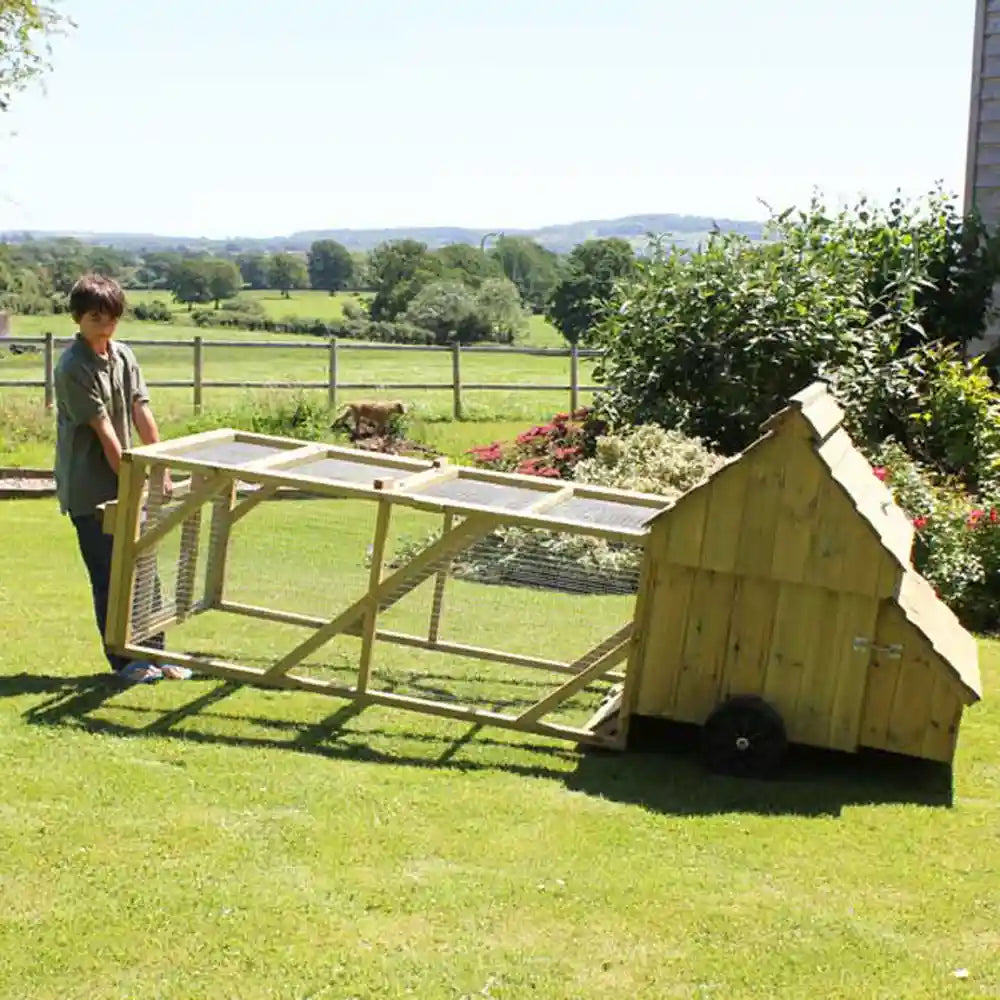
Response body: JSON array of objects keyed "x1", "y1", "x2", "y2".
[{"x1": 69, "y1": 273, "x2": 126, "y2": 322}]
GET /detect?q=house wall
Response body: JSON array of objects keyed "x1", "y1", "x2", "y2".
[{"x1": 965, "y1": 0, "x2": 1000, "y2": 354}]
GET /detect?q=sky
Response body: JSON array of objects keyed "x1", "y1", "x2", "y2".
[{"x1": 0, "y1": 0, "x2": 980, "y2": 238}]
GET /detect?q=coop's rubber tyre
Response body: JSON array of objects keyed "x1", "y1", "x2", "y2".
[{"x1": 700, "y1": 695, "x2": 787, "y2": 779}]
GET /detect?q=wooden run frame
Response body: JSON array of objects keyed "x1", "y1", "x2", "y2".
[{"x1": 103, "y1": 429, "x2": 666, "y2": 749}]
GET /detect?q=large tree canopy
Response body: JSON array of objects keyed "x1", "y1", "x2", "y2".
[{"x1": 0, "y1": 2, "x2": 73, "y2": 111}]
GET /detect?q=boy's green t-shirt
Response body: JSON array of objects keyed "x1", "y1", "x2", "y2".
[{"x1": 53, "y1": 334, "x2": 150, "y2": 517}]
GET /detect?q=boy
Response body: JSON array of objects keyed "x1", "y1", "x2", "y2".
[{"x1": 54, "y1": 273, "x2": 190, "y2": 683}]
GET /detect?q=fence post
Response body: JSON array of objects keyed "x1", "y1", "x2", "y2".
[
  {"x1": 193, "y1": 335, "x2": 203, "y2": 414},
  {"x1": 570, "y1": 341, "x2": 579, "y2": 415},
  {"x1": 43, "y1": 332, "x2": 55, "y2": 409},
  {"x1": 451, "y1": 340, "x2": 463, "y2": 420},
  {"x1": 328, "y1": 337, "x2": 339, "y2": 411}
]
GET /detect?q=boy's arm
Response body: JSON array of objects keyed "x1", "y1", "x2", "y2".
[{"x1": 89, "y1": 413, "x2": 124, "y2": 474}]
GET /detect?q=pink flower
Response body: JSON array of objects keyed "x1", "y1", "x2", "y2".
[
  {"x1": 967, "y1": 509, "x2": 985, "y2": 529},
  {"x1": 872, "y1": 466, "x2": 888, "y2": 482},
  {"x1": 913, "y1": 516, "x2": 927, "y2": 530}
]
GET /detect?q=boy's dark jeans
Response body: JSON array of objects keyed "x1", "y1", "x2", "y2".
[{"x1": 71, "y1": 513, "x2": 165, "y2": 672}]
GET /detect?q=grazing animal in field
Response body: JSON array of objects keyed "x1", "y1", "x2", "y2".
[{"x1": 333, "y1": 399, "x2": 408, "y2": 438}]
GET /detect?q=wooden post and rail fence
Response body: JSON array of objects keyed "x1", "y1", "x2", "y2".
[{"x1": 0, "y1": 333, "x2": 604, "y2": 419}]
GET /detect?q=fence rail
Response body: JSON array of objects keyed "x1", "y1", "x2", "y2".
[{"x1": 1, "y1": 334, "x2": 605, "y2": 418}]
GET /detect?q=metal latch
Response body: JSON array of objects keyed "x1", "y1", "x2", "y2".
[{"x1": 853, "y1": 637, "x2": 902, "y2": 658}]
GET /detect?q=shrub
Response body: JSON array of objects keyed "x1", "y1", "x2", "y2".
[
  {"x1": 870, "y1": 439, "x2": 1000, "y2": 633},
  {"x1": 132, "y1": 299, "x2": 174, "y2": 323},
  {"x1": 466, "y1": 408, "x2": 607, "y2": 478},
  {"x1": 590, "y1": 187, "x2": 1000, "y2": 480},
  {"x1": 454, "y1": 419, "x2": 722, "y2": 594},
  {"x1": 574, "y1": 424, "x2": 726, "y2": 499}
]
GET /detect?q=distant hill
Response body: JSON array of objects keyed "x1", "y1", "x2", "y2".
[{"x1": 0, "y1": 213, "x2": 766, "y2": 255}]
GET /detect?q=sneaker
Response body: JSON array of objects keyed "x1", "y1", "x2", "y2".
[
  {"x1": 160, "y1": 663, "x2": 194, "y2": 680},
  {"x1": 116, "y1": 661, "x2": 163, "y2": 684}
]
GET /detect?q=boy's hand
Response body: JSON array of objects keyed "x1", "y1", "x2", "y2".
[{"x1": 162, "y1": 468, "x2": 174, "y2": 499}]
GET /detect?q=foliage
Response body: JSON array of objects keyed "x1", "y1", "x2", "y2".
[
  {"x1": 0, "y1": 0, "x2": 73, "y2": 111},
  {"x1": 870, "y1": 440, "x2": 1000, "y2": 633},
  {"x1": 591, "y1": 188, "x2": 1000, "y2": 469},
  {"x1": 166, "y1": 258, "x2": 212, "y2": 309},
  {"x1": 235, "y1": 251, "x2": 271, "y2": 290},
  {"x1": 432, "y1": 243, "x2": 503, "y2": 288},
  {"x1": 130, "y1": 298, "x2": 173, "y2": 323},
  {"x1": 458, "y1": 419, "x2": 723, "y2": 595},
  {"x1": 402, "y1": 277, "x2": 525, "y2": 345},
  {"x1": 574, "y1": 424, "x2": 726, "y2": 499},
  {"x1": 466, "y1": 408, "x2": 606, "y2": 478},
  {"x1": 489, "y1": 235, "x2": 563, "y2": 313},
  {"x1": 546, "y1": 237, "x2": 636, "y2": 344},
  {"x1": 367, "y1": 239, "x2": 432, "y2": 320},
  {"x1": 307, "y1": 239, "x2": 354, "y2": 295},
  {"x1": 829, "y1": 341, "x2": 1000, "y2": 493},
  {"x1": 203, "y1": 257, "x2": 242, "y2": 308},
  {"x1": 268, "y1": 252, "x2": 309, "y2": 297}
]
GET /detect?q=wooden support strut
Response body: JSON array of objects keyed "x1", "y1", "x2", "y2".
[
  {"x1": 517, "y1": 624, "x2": 634, "y2": 725},
  {"x1": 263, "y1": 513, "x2": 495, "y2": 681}
]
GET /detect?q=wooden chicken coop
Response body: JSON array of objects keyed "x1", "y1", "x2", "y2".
[{"x1": 101, "y1": 382, "x2": 982, "y2": 776}]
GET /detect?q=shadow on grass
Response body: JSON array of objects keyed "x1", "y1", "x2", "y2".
[{"x1": 5, "y1": 672, "x2": 954, "y2": 817}]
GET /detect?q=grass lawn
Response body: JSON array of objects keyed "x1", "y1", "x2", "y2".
[{"x1": 0, "y1": 496, "x2": 998, "y2": 999}]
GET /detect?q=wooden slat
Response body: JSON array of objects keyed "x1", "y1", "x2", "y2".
[
  {"x1": 786, "y1": 586, "x2": 842, "y2": 747},
  {"x1": 427, "y1": 511, "x2": 454, "y2": 643},
  {"x1": 759, "y1": 583, "x2": 815, "y2": 737},
  {"x1": 664, "y1": 482, "x2": 710, "y2": 567},
  {"x1": 516, "y1": 625, "x2": 632, "y2": 724},
  {"x1": 921, "y1": 666, "x2": 965, "y2": 763},
  {"x1": 770, "y1": 442, "x2": 826, "y2": 584},
  {"x1": 229, "y1": 483, "x2": 280, "y2": 525},
  {"x1": 203, "y1": 482, "x2": 237, "y2": 607},
  {"x1": 634, "y1": 558, "x2": 697, "y2": 718},
  {"x1": 129, "y1": 427, "x2": 235, "y2": 459},
  {"x1": 826, "y1": 593, "x2": 880, "y2": 752},
  {"x1": 719, "y1": 576, "x2": 779, "y2": 700},
  {"x1": 357, "y1": 500, "x2": 392, "y2": 693},
  {"x1": 105, "y1": 457, "x2": 145, "y2": 650},
  {"x1": 733, "y1": 434, "x2": 785, "y2": 578},
  {"x1": 671, "y1": 569, "x2": 738, "y2": 724},
  {"x1": 122, "y1": 645, "x2": 620, "y2": 748},
  {"x1": 699, "y1": 460, "x2": 749, "y2": 574},
  {"x1": 134, "y1": 474, "x2": 230, "y2": 554}
]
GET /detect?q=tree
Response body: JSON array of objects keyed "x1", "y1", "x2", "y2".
[
  {"x1": 236, "y1": 252, "x2": 270, "y2": 290},
  {"x1": 167, "y1": 259, "x2": 211, "y2": 310},
  {"x1": 136, "y1": 251, "x2": 182, "y2": 289},
  {"x1": 307, "y1": 239, "x2": 354, "y2": 295},
  {"x1": 368, "y1": 239, "x2": 433, "y2": 320},
  {"x1": 0, "y1": 1, "x2": 73, "y2": 112},
  {"x1": 490, "y1": 236, "x2": 562, "y2": 312},
  {"x1": 546, "y1": 238, "x2": 636, "y2": 345},
  {"x1": 268, "y1": 252, "x2": 309, "y2": 298},
  {"x1": 204, "y1": 257, "x2": 242, "y2": 308},
  {"x1": 474, "y1": 277, "x2": 527, "y2": 343},
  {"x1": 431, "y1": 243, "x2": 502, "y2": 288},
  {"x1": 403, "y1": 280, "x2": 487, "y2": 344}
]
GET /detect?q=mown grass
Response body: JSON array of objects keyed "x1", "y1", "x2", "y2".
[{"x1": 0, "y1": 496, "x2": 998, "y2": 999}]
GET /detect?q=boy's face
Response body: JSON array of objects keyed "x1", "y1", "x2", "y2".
[{"x1": 77, "y1": 310, "x2": 119, "y2": 342}]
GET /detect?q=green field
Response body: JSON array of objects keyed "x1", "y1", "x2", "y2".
[
  {"x1": 0, "y1": 496, "x2": 998, "y2": 999},
  {"x1": 0, "y1": 313, "x2": 592, "y2": 467},
  {"x1": 124, "y1": 289, "x2": 565, "y2": 348}
]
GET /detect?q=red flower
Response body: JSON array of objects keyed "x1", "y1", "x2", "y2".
[
  {"x1": 872, "y1": 466, "x2": 888, "y2": 482},
  {"x1": 991, "y1": 508, "x2": 999, "y2": 525},
  {"x1": 536, "y1": 466, "x2": 561, "y2": 478},
  {"x1": 968, "y1": 509, "x2": 985, "y2": 529},
  {"x1": 553, "y1": 446, "x2": 581, "y2": 460},
  {"x1": 912, "y1": 516, "x2": 927, "y2": 530}
]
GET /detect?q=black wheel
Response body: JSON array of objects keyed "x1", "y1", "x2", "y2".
[{"x1": 701, "y1": 695, "x2": 787, "y2": 779}]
